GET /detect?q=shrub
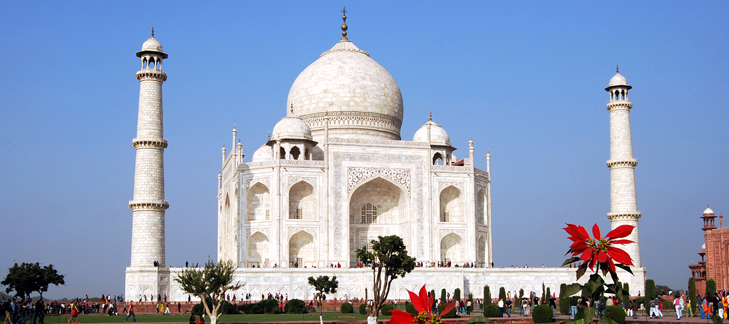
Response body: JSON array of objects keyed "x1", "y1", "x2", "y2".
[
  {"x1": 259, "y1": 299, "x2": 280, "y2": 314},
  {"x1": 405, "y1": 302, "x2": 418, "y2": 316},
  {"x1": 483, "y1": 304, "x2": 500, "y2": 317},
  {"x1": 559, "y1": 283, "x2": 569, "y2": 316},
  {"x1": 714, "y1": 313, "x2": 724, "y2": 324},
  {"x1": 439, "y1": 303, "x2": 457, "y2": 318},
  {"x1": 381, "y1": 304, "x2": 394, "y2": 316},
  {"x1": 454, "y1": 288, "x2": 461, "y2": 301},
  {"x1": 707, "y1": 279, "x2": 717, "y2": 298},
  {"x1": 223, "y1": 301, "x2": 239, "y2": 314},
  {"x1": 339, "y1": 302, "x2": 353, "y2": 314},
  {"x1": 359, "y1": 303, "x2": 367, "y2": 315},
  {"x1": 605, "y1": 305, "x2": 626, "y2": 324},
  {"x1": 533, "y1": 304, "x2": 554, "y2": 323},
  {"x1": 689, "y1": 277, "x2": 697, "y2": 315},
  {"x1": 191, "y1": 303, "x2": 204, "y2": 316},
  {"x1": 193, "y1": 299, "x2": 238, "y2": 315},
  {"x1": 441, "y1": 289, "x2": 447, "y2": 302},
  {"x1": 484, "y1": 286, "x2": 492, "y2": 305},
  {"x1": 499, "y1": 287, "x2": 506, "y2": 302},
  {"x1": 285, "y1": 299, "x2": 307, "y2": 314},
  {"x1": 645, "y1": 279, "x2": 656, "y2": 299},
  {"x1": 466, "y1": 316, "x2": 493, "y2": 324}
]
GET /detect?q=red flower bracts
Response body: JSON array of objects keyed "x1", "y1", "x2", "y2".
[
  {"x1": 389, "y1": 285, "x2": 455, "y2": 324},
  {"x1": 564, "y1": 223, "x2": 634, "y2": 279}
]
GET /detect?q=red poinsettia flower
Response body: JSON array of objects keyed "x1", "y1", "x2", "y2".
[
  {"x1": 564, "y1": 223, "x2": 634, "y2": 279},
  {"x1": 390, "y1": 285, "x2": 455, "y2": 324}
]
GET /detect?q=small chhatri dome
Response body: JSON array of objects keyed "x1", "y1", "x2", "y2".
[
  {"x1": 704, "y1": 205, "x2": 715, "y2": 215},
  {"x1": 251, "y1": 145, "x2": 273, "y2": 162},
  {"x1": 413, "y1": 119, "x2": 451, "y2": 146},
  {"x1": 608, "y1": 66, "x2": 629, "y2": 87},
  {"x1": 271, "y1": 116, "x2": 312, "y2": 141}
]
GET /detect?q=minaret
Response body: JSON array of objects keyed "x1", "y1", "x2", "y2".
[
  {"x1": 605, "y1": 66, "x2": 641, "y2": 267},
  {"x1": 126, "y1": 29, "x2": 169, "y2": 301}
]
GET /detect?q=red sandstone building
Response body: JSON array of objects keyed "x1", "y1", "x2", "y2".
[{"x1": 689, "y1": 206, "x2": 728, "y2": 297}]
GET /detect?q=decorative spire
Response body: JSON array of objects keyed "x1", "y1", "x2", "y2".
[
  {"x1": 290, "y1": 103, "x2": 294, "y2": 114},
  {"x1": 429, "y1": 110, "x2": 432, "y2": 121},
  {"x1": 341, "y1": 6, "x2": 349, "y2": 40},
  {"x1": 267, "y1": 132, "x2": 271, "y2": 141},
  {"x1": 616, "y1": 65, "x2": 619, "y2": 73},
  {"x1": 151, "y1": 27, "x2": 155, "y2": 38}
]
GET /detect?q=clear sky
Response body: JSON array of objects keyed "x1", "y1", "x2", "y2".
[{"x1": 1, "y1": 1, "x2": 727, "y2": 299}]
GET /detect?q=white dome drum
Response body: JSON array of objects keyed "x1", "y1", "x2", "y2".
[{"x1": 287, "y1": 39, "x2": 403, "y2": 141}]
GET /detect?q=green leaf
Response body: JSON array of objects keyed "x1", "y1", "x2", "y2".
[{"x1": 562, "y1": 257, "x2": 580, "y2": 267}]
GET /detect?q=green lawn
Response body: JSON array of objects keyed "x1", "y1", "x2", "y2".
[{"x1": 42, "y1": 313, "x2": 387, "y2": 323}]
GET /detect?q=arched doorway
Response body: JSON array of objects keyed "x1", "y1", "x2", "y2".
[{"x1": 289, "y1": 231, "x2": 315, "y2": 268}]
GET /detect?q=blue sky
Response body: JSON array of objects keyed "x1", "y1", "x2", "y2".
[{"x1": 0, "y1": 1, "x2": 727, "y2": 299}]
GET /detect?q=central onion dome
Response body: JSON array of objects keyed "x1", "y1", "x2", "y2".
[{"x1": 286, "y1": 15, "x2": 403, "y2": 142}]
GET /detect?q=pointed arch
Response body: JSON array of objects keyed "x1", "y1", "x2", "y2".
[
  {"x1": 477, "y1": 234, "x2": 487, "y2": 266},
  {"x1": 289, "y1": 181, "x2": 315, "y2": 220},
  {"x1": 440, "y1": 185, "x2": 462, "y2": 222},
  {"x1": 288, "y1": 231, "x2": 315, "y2": 267},
  {"x1": 441, "y1": 233, "x2": 463, "y2": 263},
  {"x1": 476, "y1": 188, "x2": 486, "y2": 224},
  {"x1": 433, "y1": 152, "x2": 443, "y2": 165},
  {"x1": 247, "y1": 232, "x2": 269, "y2": 267},
  {"x1": 247, "y1": 183, "x2": 270, "y2": 221}
]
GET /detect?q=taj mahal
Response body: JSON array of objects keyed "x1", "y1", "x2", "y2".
[{"x1": 125, "y1": 11, "x2": 646, "y2": 302}]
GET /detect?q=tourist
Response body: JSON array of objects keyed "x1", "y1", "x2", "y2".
[
  {"x1": 504, "y1": 298, "x2": 511, "y2": 317},
  {"x1": 686, "y1": 298, "x2": 693, "y2": 317},
  {"x1": 189, "y1": 313, "x2": 196, "y2": 324},
  {"x1": 630, "y1": 299, "x2": 638, "y2": 319},
  {"x1": 497, "y1": 298, "x2": 504, "y2": 317},
  {"x1": 68, "y1": 300, "x2": 80, "y2": 324},
  {"x1": 123, "y1": 301, "x2": 136, "y2": 323},
  {"x1": 674, "y1": 294, "x2": 683, "y2": 319}
]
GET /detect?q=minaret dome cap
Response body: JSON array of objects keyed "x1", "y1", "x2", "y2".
[
  {"x1": 137, "y1": 36, "x2": 168, "y2": 58},
  {"x1": 704, "y1": 206, "x2": 715, "y2": 215}
]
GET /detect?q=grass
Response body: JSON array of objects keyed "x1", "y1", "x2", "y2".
[{"x1": 42, "y1": 312, "x2": 387, "y2": 323}]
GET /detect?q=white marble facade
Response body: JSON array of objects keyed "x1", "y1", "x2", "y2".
[{"x1": 127, "y1": 22, "x2": 647, "y2": 302}]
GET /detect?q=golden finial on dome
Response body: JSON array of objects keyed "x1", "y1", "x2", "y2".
[
  {"x1": 429, "y1": 110, "x2": 432, "y2": 121},
  {"x1": 268, "y1": 132, "x2": 271, "y2": 141},
  {"x1": 290, "y1": 103, "x2": 294, "y2": 114},
  {"x1": 341, "y1": 6, "x2": 349, "y2": 40},
  {"x1": 151, "y1": 27, "x2": 155, "y2": 37},
  {"x1": 616, "y1": 65, "x2": 619, "y2": 73}
]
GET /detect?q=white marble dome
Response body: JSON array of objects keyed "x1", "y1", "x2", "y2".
[
  {"x1": 413, "y1": 120, "x2": 451, "y2": 146},
  {"x1": 609, "y1": 72, "x2": 628, "y2": 87},
  {"x1": 271, "y1": 116, "x2": 312, "y2": 141},
  {"x1": 251, "y1": 145, "x2": 273, "y2": 162},
  {"x1": 287, "y1": 39, "x2": 403, "y2": 140},
  {"x1": 141, "y1": 37, "x2": 164, "y2": 53},
  {"x1": 704, "y1": 206, "x2": 715, "y2": 215}
]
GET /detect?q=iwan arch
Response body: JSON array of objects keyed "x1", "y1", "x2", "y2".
[{"x1": 125, "y1": 12, "x2": 646, "y2": 302}]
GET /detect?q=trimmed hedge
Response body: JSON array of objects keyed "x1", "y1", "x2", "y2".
[
  {"x1": 238, "y1": 299, "x2": 280, "y2": 314},
  {"x1": 605, "y1": 305, "x2": 625, "y2": 324},
  {"x1": 483, "y1": 304, "x2": 500, "y2": 317},
  {"x1": 532, "y1": 304, "x2": 554, "y2": 323},
  {"x1": 359, "y1": 303, "x2": 367, "y2": 315},
  {"x1": 439, "y1": 303, "x2": 457, "y2": 318},
  {"x1": 193, "y1": 300, "x2": 238, "y2": 315},
  {"x1": 285, "y1": 299, "x2": 307, "y2": 314},
  {"x1": 340, "y1": 302, "x2": 353, "y2": 314},
  {"x1": 381, "y1": 304, "x2": 394, "y2": 316},
  {"x1": 406, "y1": 302, "x2": 418, "y2": 316},
  {"x1": 454, "y1": 288, "x2": 461, "y2": 301}
]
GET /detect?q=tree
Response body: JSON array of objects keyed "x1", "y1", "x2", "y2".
[
  {"x1": 645, "y1": 279, "x2": 656, "y2": 299},
  {"x1": 689, "y1": 277, "x2": 697, "y2": 315},
  {"x1": 1, "y1": 263, "x2": 65, "y2": 299},
  {"x1": 441, "y1": 289, "x2": 447, "y2": 302},
  {"x1": 454, "y1": 288, "x2": 461, "y2": 301},
  {"x1": 356, "y1": 235, "x2": 416, "y2": 324},
  {"x1": 307, "y1": 275, "x2": 338, "y2": 316},
  {"x1": 542, "y1": 283, "x2": 546, "y2": 302},
  {"x1": 484, "y1": 286, "x2": 492, "y2": 305},
  {"x1": 174, "y1": 259, "x2": 241, "y2": 324},
  {"x1": 498, "y1": 287, "x2": 506, "y2": 302},
  {"x1": 707, "y1": 279, "x2": 717, "y2": 297}
]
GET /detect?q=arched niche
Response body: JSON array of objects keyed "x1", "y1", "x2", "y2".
[
  {"x1": 441, "y1": 233, "x2": 463, "y2": 263},
  {"x1": 348, "y1": 177, "x2": 409, "y2": 265},
  {"x1": 477, "y1": 235, "x2": 487, "y2": 266},
  {"x1": 247, "y1": 232, "x2": 269, "y2": 267},
  {"x1": 439, "y1": 186, "x2": 462, "y2": 222},
  {"x1": 476, "y1": 188, "x2": 486, "y2": 225},
  {"x1": 289, "y1": 181, "x2": 315, "y2": 220},
  {"x1": 247, "y1": 183, "x2": 270, "y2": 221},
  {"x1": 289, "y1": 231, "x2": 315, "y2": 267}
]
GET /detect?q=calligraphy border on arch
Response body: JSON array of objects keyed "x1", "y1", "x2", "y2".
[
  {"x1": 332, "y1": 153, "x2": 425, "y2": 258},
  {"x1": 347, "y1": 167, "x2": 411, "y2": 193}
]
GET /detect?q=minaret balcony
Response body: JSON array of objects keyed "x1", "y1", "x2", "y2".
[{"x1": 136, "y1": 69, "x2": 167, "y2": 81}]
